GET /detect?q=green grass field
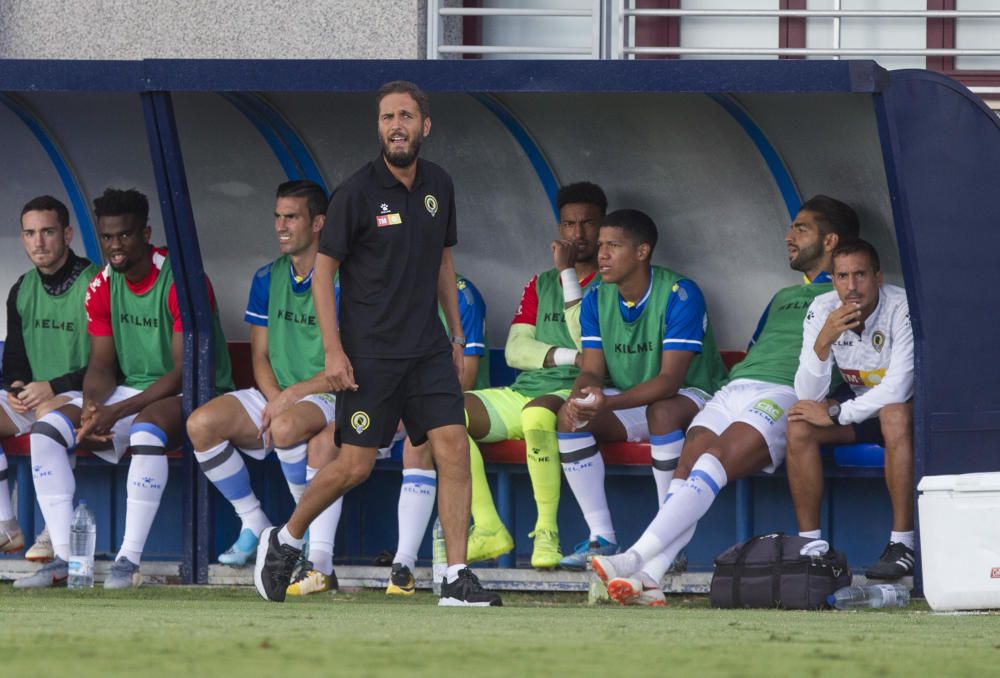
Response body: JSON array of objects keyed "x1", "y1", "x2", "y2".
[{"x1": 2, "y1": 585, "x2": 998, "y2": 677}]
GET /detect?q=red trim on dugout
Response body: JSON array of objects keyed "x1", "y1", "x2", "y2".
[
  {"x1": 779, "y1": 0, "x2": 806, "y2": 60},
  {"x1": 461, "y1": 0, "x2": 483, "y2": 60},
  {"x1": 634, "y1": 0, "x2": 680, "y2": 60},
  {"x1": 926, "y1": 0, "x2": 956, "y2": 73}
]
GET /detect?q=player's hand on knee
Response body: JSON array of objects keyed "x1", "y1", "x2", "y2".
[
  {"x1": 324, "y1": 350, "x2": 358, "y2": 392},
  {"x1": 18, "y1": 381, "x2": 55, "y2": 411}
]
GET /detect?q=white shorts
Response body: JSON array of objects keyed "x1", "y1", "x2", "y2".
[
  {"x1": 688, "y1": 379, "x2": 798, "y2": 474},
  {"x1": 224, "y1": 388, "x2": 337, "y2": 460},
  {"x1": 605, "y1": 387, "x2": 710, "y2": 443},
  {"x1": 68, "y1": 386, "x2": 143, "y2": 464},
  {"x1": 0, "y1": 389, "x2": 85, "y2": 436}
]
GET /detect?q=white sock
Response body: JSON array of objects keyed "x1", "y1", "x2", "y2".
[
  {"x1": 558, "y1": 432, "x2": 615, "y2": 543},
  {"x1": 640, "y1": 524, "x2": 695, "y2": 582},
  {"x1": 631, "y1": 453, "x2": 728, "y2": 562},
  {"x1": 194, "y1": 441, "x2": 270, "y2": 535},
  {"x1": 30, "y1": 411, "x2": 77, "y2": 561},
  {"x1": 650, "y1": 430, "x2": 684, "y2": 507},
  {"x1": 118, "y1": 424, "x2": 169, "y2": 565},
  {"x1": 394, "y1": 468, "x2": 437, "y2": 570},
  {"x1": 446, "y1": 563, "x2": 467, "y2": 583},
  {"x1": 275, "y1": 443, "x2": 308, "y2": 502},
  {"x1": 306, "y1": 465, "x2": 342, "y2": 575},
  {"x1": 310, "y1": 549, "x2": 333, "y2": 576},
  {"x1": 278, "y1": 524, "x2": 304, "y2": 549},
  {"x1": 0, "y1": 447, "x2": 14, "y2": 521},
  {"x1": 891, "y1": 530, "x2": 915, "y2": 550},
  {"x1": 799, "y1": 529, "x2": 822, "y2": 539}
]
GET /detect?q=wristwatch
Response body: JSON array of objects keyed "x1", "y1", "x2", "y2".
[
  {"x1": 827, "y1": 403, "x2": 842, "y2": 425},
  {"x1": 450, "y1": 335, "x2": 467, "y2": 347}
]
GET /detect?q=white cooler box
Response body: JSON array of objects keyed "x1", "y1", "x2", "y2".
[{"x1": 918, "y1": 472, "x2": 1000, "y2": 611}]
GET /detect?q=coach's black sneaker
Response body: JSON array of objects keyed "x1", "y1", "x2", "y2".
[
  {"x1": 438, "y1": 568, "x2": 503, "y2": 607},
  {"x1": 864, "y1": 541, "x2": 915, "y2": 580},
  {"x1": 386, "y1": 563, "x2": 416, "y2": 596},
  {"x1": 254, "y1": 526, "x2": 301, "y2": 602}
]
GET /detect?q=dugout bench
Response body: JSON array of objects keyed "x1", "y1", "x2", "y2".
[{"x1": 1, "y1": 342, "x2": 889, "y2": 573}]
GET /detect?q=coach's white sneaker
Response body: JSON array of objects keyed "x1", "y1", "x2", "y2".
[
  {"x1": 591, "y1": 550, "x2": 641, "y2": 585},
  {"x1": 0, "y1": 518, "x2": 24, "y2": 554},
  {"x1": 104, "y1": 556, "x2": 141, "y2": 589},
  {"x1": 607, "y1": 575, "x2": 667, "y2": 607},
  {"x1": 25, "y1": 525, "x2": 53, "y2": 562}
]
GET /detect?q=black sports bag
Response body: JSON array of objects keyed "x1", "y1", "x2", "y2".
[{"x1": 709, "y1": 532, "x2": 851, "y2": 610}]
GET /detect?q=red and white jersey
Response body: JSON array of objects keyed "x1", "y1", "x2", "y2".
[
  {"x1": 795, "y1": 283, "x2": 913, "y2": 424},
  {"x1": 85, "y1": 247, "x2": 182, "y2": 337}
]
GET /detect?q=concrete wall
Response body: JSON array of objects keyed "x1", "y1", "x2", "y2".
[{"x1": 0, "y1": 0, "x2": 433, "y2": 59}]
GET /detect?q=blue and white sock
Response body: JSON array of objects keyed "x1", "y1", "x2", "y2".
[
  {"x1": 631, "y1": 452, "x2": 728, "y2": 562},
  {"x1": 306, "y1": 465, "x2": 342, "y2": 576},
  {"x1": 650, "y1": 430, "x2": 684, "y2": 507},
  {"x1": 275, "y1": 442, "x2": 308, "y2": 503},
  {"x1": 558, "y1": 432, "x2": 615, "y2": 544},
  {"x1": 119, "y1": 423, "x2": 169, "y2": 565},
  {"x1": 394, "y1": 468, "x2": 437, "y2": 570},
  {"x1": 194, "y1": 441, "x2": 270, "y2": 536},
  {"x1": 0, "y1": 446, "x2": 14, "y2": 521},
  {"x1": 29, "y1": 411, "x2": 77, "y2": 561}
]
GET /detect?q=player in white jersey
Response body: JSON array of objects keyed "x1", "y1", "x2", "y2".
[{"x1": 786, "y1": 239, "x2": 915, "y2": 579}]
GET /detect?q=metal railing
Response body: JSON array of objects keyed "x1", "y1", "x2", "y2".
[
  {"x1": 613, "y1": 3, "x2": 1000, "y2": 61},
  {"x1": 428, "y1": 2, "x2": 1000, "y2": 64},
  {"x1": 427, "y1": 1, "x2": 610, "y2": 59}
]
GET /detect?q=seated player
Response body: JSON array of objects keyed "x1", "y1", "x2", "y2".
[
  {"x1": 186, "y1": 180, "x2": 342, "y2": 596},
  {"x1": 0, "y1": 196, "x2": 99, "y2": 557},
  {"x1": 462, "y1": 182, "x2": 607, "y2": 570},
  {"x1": 386, "y1": 272, "x2": 488, "y2": 595},
  {"x1": 591, "y1": 195, "x2": 860, "y2": 605},
  {"x1": 557, "y1": 209, "x2": 727, "y2": 582},
  {"x1": 15, "y1": 187, "x2": 233, "y2": 589},
  {"x1": 787, "y1": 238, "x2": 914, "y2": 579}
]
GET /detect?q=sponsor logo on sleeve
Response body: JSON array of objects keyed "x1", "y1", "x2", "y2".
[
  {"x1": 840, "y1": 368, "x2": 886, "y2": 388},
  {"x1": 991, "y1": 567, "x2": 1000, "y2": 579}
]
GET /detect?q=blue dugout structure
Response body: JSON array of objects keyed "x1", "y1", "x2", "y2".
[{"x1": 1, "y1": 59, "x2": 998, "y2": 584}]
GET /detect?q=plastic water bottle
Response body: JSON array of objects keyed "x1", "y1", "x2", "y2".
[
  {"x1": 432, "y1": 517, "x2": 447, "y2": 595},
  {"x1": 828, "y1": 583, "x2": 911, "y2": 610},
  {"x1": 68, "y1": 501, "x2": 96, "y2": 589},
  {"x1": 587, "y1": 571, "x2": 611, "y2": 604}
]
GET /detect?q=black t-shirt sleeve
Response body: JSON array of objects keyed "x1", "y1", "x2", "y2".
[
  {"x1": 49, "y1": 366, "x2": 87, "y2": 394},
  {"x1": 2, "y1": 277, "x2": 32, "y2": 389},
  {"x1": 320, "y1": 185, "x2": 359, "y2": 262},
  {"x1": 444, "y1": 176, "x2": 457, "y2": 248}
]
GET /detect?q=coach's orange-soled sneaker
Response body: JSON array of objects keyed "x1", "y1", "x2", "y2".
[{"x1": 607, "y1": 576, "x2": 667, "y2": 607}]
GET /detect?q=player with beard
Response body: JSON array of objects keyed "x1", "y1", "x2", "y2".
[
  {"x1": 15, "y1": 188, "x2": 233, "y2": 589},
  {"x1": 0, "y1": 196, "x2": 99, "y2": 558},
  {"x1": 787, "y1": 239, "x2": 915, "y2": 579},
  {"x1": 254, "y1": 81, "x2": 501, "y2": 606},
  {"x1": 591, "y1": 195, "x2": 859, "y2": 606}
]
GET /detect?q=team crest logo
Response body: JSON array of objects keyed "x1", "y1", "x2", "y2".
[
  {"x1": 424, "y1": 194, "x2": 438, "y2": 216},
  {"x1": 350, "y1": 411, "x2": 371, "y2": 434},
  {"x1": 872, "y1": 331, "x2": 886, "y2": 353}
]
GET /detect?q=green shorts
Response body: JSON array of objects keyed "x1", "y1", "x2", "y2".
[{"x1": 467, "y1": 387, "x2": 571, "y2": 442}]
